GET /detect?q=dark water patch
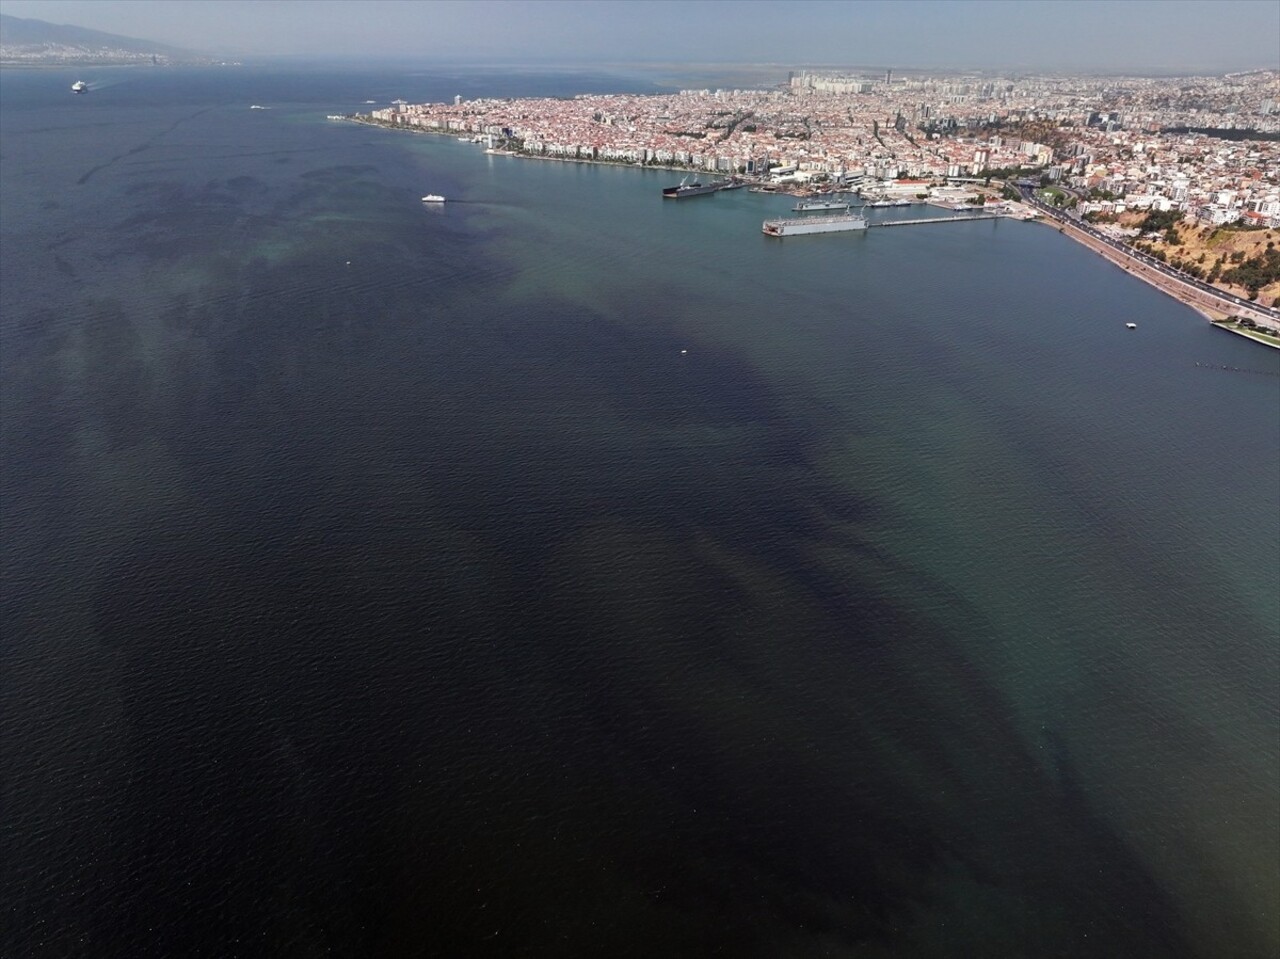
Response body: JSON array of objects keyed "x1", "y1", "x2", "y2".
[
  {"x1": 53, "y1": 253, "x2": 78, "y2": 278},
  {"x1": 5, "y1": 295, "x2": 146, "y2": 467},
  {"x1": 226, "y1": 174, "x2": 263, "y2": 193},
  {"x1": 76, "y1": 522, "x2": 522, "y2": 956},
  {"x1": 79, "y1": 299, "x2": 155, "y2": 450},
  {"x1": 124, "y1": 179, "x2": 186, "y2": 197},
  {"x1": 299, "y1": 163, "x2": 379, "y2": 182},
  {"x1": 76, "y1": 107, "x2": 212, "y2": 185},
  {"x1": 517, "y1": 522, "x2": 1195, "y2": 957},
  {"x1": 2, "y1": 306, "x2": 70, "y2": 355},
  {"x1": 64, "y1": 476, "x2": 1198, "y2": 957}
]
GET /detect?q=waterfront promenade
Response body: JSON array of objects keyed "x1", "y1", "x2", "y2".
[{"x1": 1019, "y1": 188, "x2": 1280, "y2": 335}]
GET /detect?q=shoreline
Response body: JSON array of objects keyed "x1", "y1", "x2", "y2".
[
  {"x1": 1028, "y1": 217, "x2": 1225, "y2": 319},
  {"x1": 1030, "y1": 216, "x2": 1280, "y2": 334},
  {"x1": 1209, "y1": 321, "x2": 1280, "y2": 349},
  {"x1": 350, "y1": 115, "x2": 1280, "y2": 346},
  {"x1": 345, "y1": 116, "x2": 721, "y2": 177},
  {"x1": 347, "y1": 116, "x2": 862, "y2": 196}
]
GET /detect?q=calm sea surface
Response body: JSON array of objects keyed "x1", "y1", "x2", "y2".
[{"x1": 2, "y1": 65, "x2": 1277, "y2": 958}]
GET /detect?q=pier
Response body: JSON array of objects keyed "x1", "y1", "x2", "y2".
[{"x1": 868, "y1": 212, "x2": 1006, "y2": 227}]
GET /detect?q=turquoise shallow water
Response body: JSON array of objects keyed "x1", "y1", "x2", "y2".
[{"x1": 2, "y1": 66, "x2": 1277, "y2": 958}]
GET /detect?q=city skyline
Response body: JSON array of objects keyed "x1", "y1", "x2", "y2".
[{"x1": 3, "y1": 0, "x2": 1279, "y2": 74}]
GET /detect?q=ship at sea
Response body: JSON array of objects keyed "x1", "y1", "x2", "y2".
[
  {"x1": 662, "y1": 175, "x2": 729, "y2": 199},
  {"x1": 763, "y1": 211, "x2": 868, "y2": 237},
  {"x1": 71, "y1": 81, "x2": 88, "y2": 94}
]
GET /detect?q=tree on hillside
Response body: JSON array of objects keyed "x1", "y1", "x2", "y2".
[
  {"x1": 1140, "y1": 209, "x2": 1180, "y2": 233},
  {"x1": 1222, "y1": 247, "x2": 1280, "y2": 295}
]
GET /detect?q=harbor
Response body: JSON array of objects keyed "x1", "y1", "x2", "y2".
[{"x1": 763, "y1": 208, "x2": 1009, "y2": 236}]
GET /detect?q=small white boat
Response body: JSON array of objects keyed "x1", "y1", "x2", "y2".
[
  {"x1": 1126, "y1": 323, "x2": 1137, "y2": 329},
  {"x1": 71, "y1": 80, "x2": 88, "y2": 94},
  {"x1": 421, "y1": 194, "x2": 446, "y2": 204}
]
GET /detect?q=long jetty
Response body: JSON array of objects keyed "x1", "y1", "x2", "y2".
[{"x1": 868, "y1": 213, "x2": 1005, "y2": 227}]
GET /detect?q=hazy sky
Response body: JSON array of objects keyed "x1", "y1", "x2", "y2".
[{"x1": 5, "y1": 0, "x2": 1279, "y2": 73}]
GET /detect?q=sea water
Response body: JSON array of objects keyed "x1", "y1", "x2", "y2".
[{"x1": 2, "y1": 64, "x2": 1277, "y2": 958}]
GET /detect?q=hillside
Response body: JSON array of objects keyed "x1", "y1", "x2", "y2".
[
  {"x1": 1109, "y1": 211, "x2": 1280, "y2": 308},
  {"x1": 0, "y1": 14, "x2": 204, "y2": 65}
]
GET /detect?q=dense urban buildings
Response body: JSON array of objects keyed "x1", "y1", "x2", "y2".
[{"x1": 371, "y1": 70, "x2": 1276, "y2": 214}]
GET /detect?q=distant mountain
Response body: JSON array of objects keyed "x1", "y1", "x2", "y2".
[{"x1": 0, "y1": 14, "x2": 207, "y2": 65}]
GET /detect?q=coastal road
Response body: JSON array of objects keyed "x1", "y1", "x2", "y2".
[{"x1": 1017, "y1": 185, "x2": 1280, "y2": 323}]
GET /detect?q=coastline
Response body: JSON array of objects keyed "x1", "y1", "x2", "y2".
[
  {"x1": 348, "y1": 115, "x2": 1280, "y2": 348},
  {"x1": 1030, "y1": 216, "x2": 1280, "y2": 337},
  {"x1": 1209, "y1": 320, "x2": 1280, "y2": 349},
  {"x1": 345, "y1": 116, "x2": 710, "y2": 177},
  {"x1": 346, "y1": 116, "x2": 858, "y2": 196}
]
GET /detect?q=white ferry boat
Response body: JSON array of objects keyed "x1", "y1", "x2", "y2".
[{"x1": 421, "y1": 194, "x2": 446, "y2": 204}]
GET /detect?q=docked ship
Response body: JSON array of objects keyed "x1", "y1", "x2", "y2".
[
  {"x1": 793, "y1": 196, "x2": 851, "y2": 212},
  {"x1": 662, "y1": 176, "x2": 727, "y2": 199},
  {"x1": 762, "y1": 212, "x2": 868, "y2": 237}
]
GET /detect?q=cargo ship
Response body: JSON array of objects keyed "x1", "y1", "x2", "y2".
[
  {"x1": 762, "y1": 212, "x2": 868, "y2": 237},
  {"x1": 662, "y1": 176, "x2": 727, "y2": 199}
]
